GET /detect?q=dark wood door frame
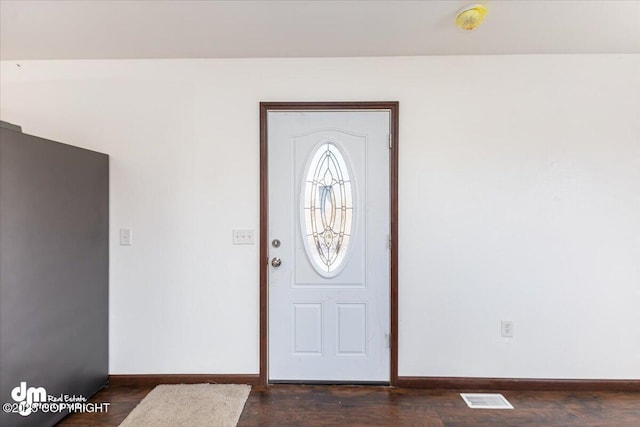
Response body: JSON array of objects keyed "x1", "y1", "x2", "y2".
[{"x1": 259, "y1": 101, "x2": 399, "y2": 386}]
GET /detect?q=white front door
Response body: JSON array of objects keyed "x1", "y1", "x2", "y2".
[{"x1": 268, "y1": 110, "x2": 390, "y2": 382}]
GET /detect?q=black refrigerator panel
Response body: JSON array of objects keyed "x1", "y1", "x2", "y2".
[{"x1": 0, "y1": 123, "x2": 109, "y2": 427}]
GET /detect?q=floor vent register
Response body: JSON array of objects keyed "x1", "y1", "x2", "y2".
[{"x1": 460, "y1": 393, "x2": 514, "y2": 409}]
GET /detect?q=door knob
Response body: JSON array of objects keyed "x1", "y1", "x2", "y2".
[{"x1": 271, "y1": 257, "x2": 282, "y2": 268}]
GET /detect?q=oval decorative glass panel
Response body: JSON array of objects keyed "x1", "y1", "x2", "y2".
[{"x1": 302, "y1": 142, "x2": 354, "y2": 276}]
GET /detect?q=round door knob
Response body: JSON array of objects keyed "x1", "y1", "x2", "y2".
[{"x1": 271, "y1": 257, "x2": 282, "y2": 268}]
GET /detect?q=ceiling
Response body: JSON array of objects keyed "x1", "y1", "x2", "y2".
[{"x1": 1, "y1": 0, "x2": 639, "y2": 60}]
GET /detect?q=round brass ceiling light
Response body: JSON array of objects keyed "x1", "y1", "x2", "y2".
[{"x1": 455, "y1": 4, "x2": 488, "y2": 30}]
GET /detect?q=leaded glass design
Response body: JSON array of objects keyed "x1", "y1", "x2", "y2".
[{"x1": 302, "y1": 142, "x2": 354, "y2": 276}]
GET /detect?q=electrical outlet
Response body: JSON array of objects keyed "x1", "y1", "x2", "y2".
[
  {"x1": 119, "y1": 228, "x2": 132, "y2": 246},
  {"x1": 501, "y1": 320, "x2": 514, "y2": 338},
  {"x1": 232, "y1": 229, "x2": 255, "y2": 245}
]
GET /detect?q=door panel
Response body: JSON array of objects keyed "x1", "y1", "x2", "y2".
[
  {"x1": 268, "y1": 110, "x2": 390, "y2": 382},
  {"x1": 336, "y1": 303, "x2": 367, "y2": 355},
  {"x1": 292, "y1": 303, "x2": 323, "y2": 355}
]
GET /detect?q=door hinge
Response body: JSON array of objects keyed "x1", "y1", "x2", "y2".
[
  {"x1": 388, "y1": 234, "x2": 392, "y2": 249},
  {"x1": 386, "y1": 333, "x2": 392, "y2": 349},
  {"x1": 388, "y1": 133, "x2": 393, "y2": 149}
]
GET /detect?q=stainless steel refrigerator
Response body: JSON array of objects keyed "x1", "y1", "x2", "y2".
[{"x1": 0, "y1": 121, "x2": 109, "y2": 426}]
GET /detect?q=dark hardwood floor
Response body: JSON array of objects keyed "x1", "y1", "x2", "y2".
[{"x1": 57, "y1": 383, "x2": 640, "y2": 426}]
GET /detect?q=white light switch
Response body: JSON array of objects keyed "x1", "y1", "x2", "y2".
[
  {"x1": 119, "y1": 228, "x2": 132, "y2": 246},
  {"x1": 233, "y1": 229, "x2": 255, "y2": 245},
  {"x1": 501, "y1": 320, "x2": 514, "y2": 338}
]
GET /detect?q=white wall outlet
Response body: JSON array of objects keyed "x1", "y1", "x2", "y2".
[
  {"x1": 501, "y1": 320, "x2": 514, "y2": 338},
  {"x1": 119, "y1": 228, "x2": 132, "y2": 246},
  {"x1": 232, "y1": 229, "x2": 255, "y2": 245}
]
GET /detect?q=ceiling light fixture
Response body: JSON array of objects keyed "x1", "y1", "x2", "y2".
[{"x1": 455, "y1": 4, "x2": 488, "y2": 31}]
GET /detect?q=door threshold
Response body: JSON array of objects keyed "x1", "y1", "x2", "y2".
[{"x1": 269, "y1": 380, "x2": 390, "y2": 386}]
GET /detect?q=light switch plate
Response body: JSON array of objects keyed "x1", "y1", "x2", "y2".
[
  {"x1": 119, "y1": 228, "x2": 132, "y2": 246},
  {"x1": 501, "y1": 320, "x2": 514, "y2": 338},
  {"x1": 233, "y1": 229, "x2": 255, "y2": 245}
]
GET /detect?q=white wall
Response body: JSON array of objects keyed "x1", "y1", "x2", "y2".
[{"x1": 1, "y1": 55, "x2": 639, "y2": 378}]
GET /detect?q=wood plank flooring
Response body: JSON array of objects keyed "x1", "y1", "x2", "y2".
[{"x1": 57, "y1": 383, "x2": 640, "y2": 426}]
